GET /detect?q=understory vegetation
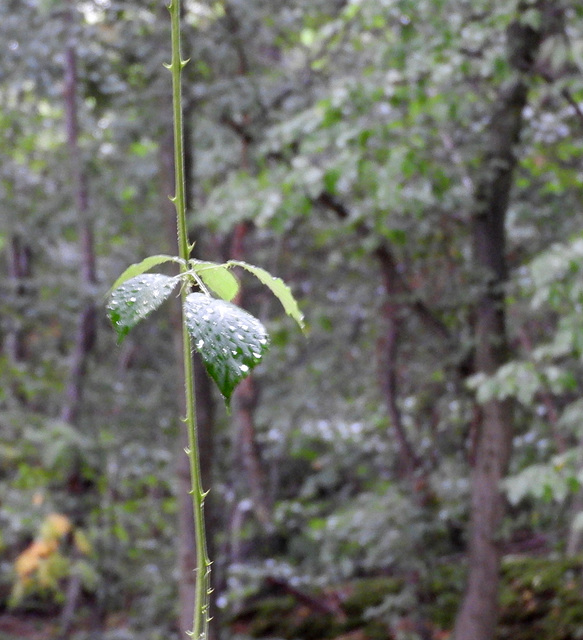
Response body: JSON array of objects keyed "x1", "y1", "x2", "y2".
[{"x1": 1, "y1": 1, "x2": 583, "y2": 639}]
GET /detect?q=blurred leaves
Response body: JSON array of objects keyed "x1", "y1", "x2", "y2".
[{"x1": 2, "y1": 0, "x2": 583, "y2": 636}]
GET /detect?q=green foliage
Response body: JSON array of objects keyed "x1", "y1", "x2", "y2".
[
  {"x1": 472, "y1": 233, "x2": 583, "y2": 518},
  {"x1": 228, "y1": 556, "x2": 583, "y2": 639},
  {"x1": 107, "y1": 256, "x2": 302, "y2": 403},
  {"x1": 498, "y1": 556, "x2": 583, "y2": 640},
  {"x1": 109, "y1": 255, "x2": 183, "y2": 293},
  {"x1": 504, "y1": 450, "x2": 581, "y2": 505},
  {"x1": 192, "y1": 260, "x2": 240, "y2": 301},
  {"x1": 3, "y1": 0, "x2": 583, "y2": 637},
  {"x1": 227, "y1": 261, "x2": 306, "y2": 331},
  {"x1": 108, "y1": 274, "x2": 180, "y2": 343},
  {"x1": 468, "y1": 361, "x2": 577, "y2": 407},
  {"x1": 184, "y1": 293, "x2": 269, "y2": 405},
  {"x1": 105, "y1": 2, "x2": 304, "y2": 637}
]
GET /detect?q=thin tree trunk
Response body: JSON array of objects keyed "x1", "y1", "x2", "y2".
[
  {"x1": 453, "y1": 10, "x2": 546, "y2": 638},
  {"x1": 218, "y1": 4, "x2": 273, "y2": 532},
  {"x1": 61, "y1": 6, "x2": 97, "y2": 428},
  {"x1": 4, "y1": 235, "x2": 34, "y2": 409},
  {"x1": 5, "y1": 235, "x2": 32, "y2": 376},
  {"x1": 60, "y1": 4, "x2": 99, "y2": 637},
  {"x1": 375, "y1": 247, "x2": 423, "y2": 479},
  {"x1": 567, "y1": 447, "x2": 583, "y2": 556},
  {"x1": 229, "y1": 223, "x2": 273, "y2": 532},
  {"x1": 316, "y1": 196, "x2": 451, "y2": 487}
]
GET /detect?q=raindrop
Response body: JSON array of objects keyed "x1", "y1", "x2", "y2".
[
  {"x1": 196, "y1": 340, "x2": 204, "y2": 349},
  {"x1": 239, "y1": 364, "x2": 249, "y2": 372}
]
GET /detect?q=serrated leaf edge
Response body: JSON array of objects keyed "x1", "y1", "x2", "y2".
[
  {"x1": 227, "y1": 260, "x2": 306, "y2": 331},
  {"x1": 107, "y1": 273, "x2": 180, "y2": 343},
  {"x1": 183, "y1": 292, "x2": 270, "y2": 406}
]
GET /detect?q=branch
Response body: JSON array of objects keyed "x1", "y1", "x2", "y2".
[
  {"x1": 315, "y1": 193, "x2": 452, "y2": 342},
  {"x1": 265, "y1": 577, "x2": 344, "y2": 618},
  {"x1": 220, "y1": 114, "x2": 254, "y2": 145},
  {"x1": 559, "y1": 87, "x2": 583, "y2": 128}
]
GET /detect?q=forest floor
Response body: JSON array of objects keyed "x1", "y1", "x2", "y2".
[
  {"x1": 0, "y1": 613, "x2": 57, "y2": 639},
  {"x1": 2, "y1": 554, "x2": 583, "y2": 639}
]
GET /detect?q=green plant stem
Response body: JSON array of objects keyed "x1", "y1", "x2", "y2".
[{"x1": 167, "y1": 2, "x2": 211, "y2": 638}]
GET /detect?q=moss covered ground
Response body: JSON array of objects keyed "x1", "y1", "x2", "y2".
[{"x1": 230, "y1": 555, "x2": 583, "y2": 640}]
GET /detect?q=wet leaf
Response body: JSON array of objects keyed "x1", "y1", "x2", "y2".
[
  {"x1": 107, "y1": 274, "x2": 179, "y2": 343},
  {"x1": 191, "y1": 260, "x2": 240, "y2": 301},
  {"x1": 228, "y1": 260, "x2": 306, "y2": 331},
  {"x1": 183, "y1": 293, "x2": 269, "y2": 406},
  {"x1": 108, "y1": 255, "x2": 183, "y2": 294}
]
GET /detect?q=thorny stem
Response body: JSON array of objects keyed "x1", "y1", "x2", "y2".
[{"x1": 167, "y1": 2, "x2": 211, "y2": 638}]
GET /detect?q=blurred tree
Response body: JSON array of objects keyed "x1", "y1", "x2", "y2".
[{"x1": 1, "y1": 0, "x2": 583, "y2": 638}]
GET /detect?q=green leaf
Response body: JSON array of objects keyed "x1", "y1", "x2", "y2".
[
  {"x1": 227, "y1": 261, "x2": 306, "y2": 331},
  {"x1": 184, "y1": 293, "x2": 269, "y2": 406},
  {"x1": 109, "y1": 255, "x2": 183, "y2": 294},
  {"x1": 191, "y1": 261, "x2": 240, "y2": 301},
  {"x1": 107, "y1": 274, "x2": 179, "y2": 343}
]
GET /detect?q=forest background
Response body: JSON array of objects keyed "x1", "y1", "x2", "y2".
[{"x1": 2, "y1": 1, "x2": 583, "y2": 639}]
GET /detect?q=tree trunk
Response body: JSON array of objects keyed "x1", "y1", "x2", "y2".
[
  {"x1": 229, "y1": 223, "x2": 273, "y2": 532},
  {"x1": 5, "y1": 235, "x2": 32, "y2": 366},
  {"x1": 218, "y1": 4, "x2": 273, "y2": 533},
  {"x1": 375, "y1": 246, "x2": 423, "y2": 479},
  {"x1": 60, "y1": 4, "x2": 99, "y2": 636},
  {"x1": 61, "y1": 5, "x2": 98, "y2": 429},
  {"x1": 453, "y1": 12, "x2": 546, "y2": 639}
]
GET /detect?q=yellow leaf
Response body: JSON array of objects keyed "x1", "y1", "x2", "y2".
[
  {"x1": 15, "y1": 539, "x2": 57, "y2": 577},
  {"x1": 41, "y1": 513, "x2": 71, "y2": 541},
  {"x1": 15, "y1": 549, "x2": 40, "y2": 578}
]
